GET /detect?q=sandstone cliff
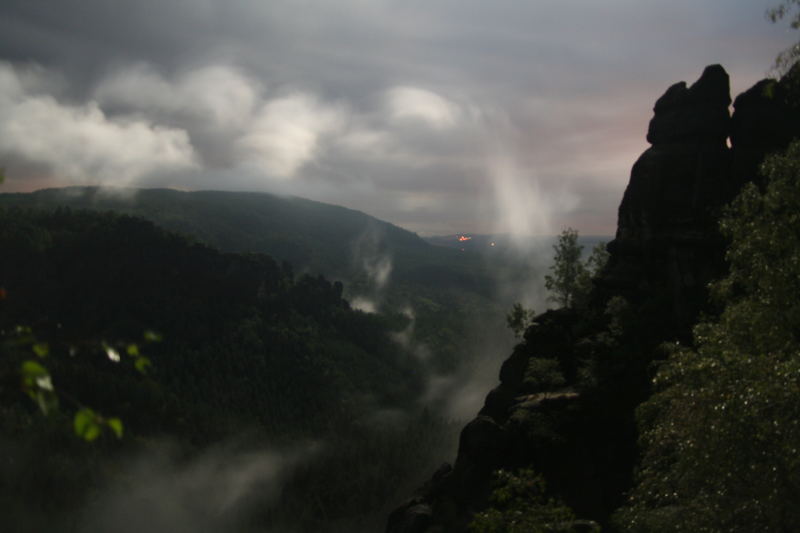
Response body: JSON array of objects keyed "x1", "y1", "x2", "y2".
[{"x1": 386, "y1": 65, "x2": 800, "y2": 533}]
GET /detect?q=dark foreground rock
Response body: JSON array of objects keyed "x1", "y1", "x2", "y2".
[{"x1": 386, "y1": 65, "x2": 800, "y2": 533}]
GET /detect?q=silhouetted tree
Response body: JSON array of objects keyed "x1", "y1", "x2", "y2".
[
  {"x1": 545, "y1": 229, "x2": 607, "y2": 309},
  {"x1": 544, "y1": 228, "x2": 586, "y2": 308},
  {"x1": 768, "y1": 0, "x2": 800, "y2": 72}
]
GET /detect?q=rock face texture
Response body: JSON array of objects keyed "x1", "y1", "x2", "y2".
[
  {"x1": 386, "y1": 65, "x2": 800, "y2": 533},
  {"x1": 599, "y1": 64, "x2": 734, "y2": 331},
  {"x1": 730, "y1": 63, "x2": 800, "y2": 188}
]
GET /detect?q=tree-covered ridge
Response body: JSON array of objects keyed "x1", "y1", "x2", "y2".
[
  {"x1": 618, "y1": 140, "x2": 800, "y2": 532},
  {"x1": 0, "y1": 207, "x2": 456, "y2": 532},
  {"x1": 0, "y1": 187, "x2": 492, "y2": 295},
  {"x1": 0, "y1": 186, "x2": 510, "y2": 379},
  {"x1": 0, "y1": 207, "x2": 421, "y2": 430}
]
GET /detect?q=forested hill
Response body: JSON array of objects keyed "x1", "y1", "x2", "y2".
[
  {"x1": 0, "y1": 207, "x2": 453, "y2": 532},
  {"x1": 0, "y1": 186, "x2": 516, "y2": 387},
  {"x1": 0, "y1": 187, "x2": 489, "y2": 295},
  {"x1": 0, "y1": 205, "x2": 426, "y2": 437}
]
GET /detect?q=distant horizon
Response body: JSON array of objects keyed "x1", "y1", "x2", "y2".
[
  {"x1": 420, "y1": 231, "x2": 615, "y2": 239},
  {"x1": 2, "y1": 183, "x2": 616, "y2": 239}
]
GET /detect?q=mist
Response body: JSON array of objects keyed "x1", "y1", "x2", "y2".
[
  {"x1": 348, "y1": 221, "x2": 393, "y2": 313},
  {"x1": 78, "y1": 441, "x2": 320, "y2": 533},
  {"x1": 419, "y1": 313, "x2": 516, "y2": 422}
]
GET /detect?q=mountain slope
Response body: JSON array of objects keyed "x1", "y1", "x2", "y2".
[
  {"x1": 0, "y1": 187, "x2": 514, "y2": 378},
  {"x1": 0, "y1": 187, "x2": 491, "y2": 295},
  {"x1": 0, "y1": 207, "x2": 458, "y2": 532}
]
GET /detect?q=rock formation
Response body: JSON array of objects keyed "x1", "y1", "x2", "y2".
[
  {"x1": 599, "y1": 64, "x2": 733, "y2": 331},
  {"x1": 386, "y1": 65, "x2": 800, "y2": 533},
  {"x1": 730, "y1": 62, "x2": 800, "y2": 188}
]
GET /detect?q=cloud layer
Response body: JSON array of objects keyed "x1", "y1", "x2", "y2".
[
  {"x1": 0, "y1": 1, "x2": 793, "y2": 234},
  {"x1": 0, "y1": 63, "x2": 196, "y2": 186}
]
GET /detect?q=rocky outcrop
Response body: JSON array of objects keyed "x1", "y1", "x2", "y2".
[
  {"x1": 730, "y1": 63, "x2": 800, "y2": 188},
  {"x1": 386, "y1": 65, "x2": 800, "y2": 533},
  {"x1": 387, "y1": 306, "x2": 619, "y2": 532},
  {"x1": 599, "y1": 64, "x2": 732, "y2": 331},
  {"x1": 599, "y1": 64, "x2": 800, "y2": 331}
]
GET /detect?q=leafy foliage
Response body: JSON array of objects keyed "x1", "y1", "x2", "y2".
[
  {"x1": 2, "y1": 321, "x2": 157, "y2": 440},
  {"x1": 545, "y1": 228, "x2": 608, "y2": 309},
  {"x1": 618, "y1": 141, "x2": 800, "y2": 532},
  {"x1": 506, "y1": 302, "x2": 536, "y2": 338},
  {"x1": 768, "y1": 1, "x2": 800, "y2": 73},
  {"x1": 575, "y1": 242, "x2": 610, "y2": 309},
  {"x1": 523, "y1": 358, "x2": 566, "y2": 391},
  {"x1": 545, "y1": 228, "x2": 585, "y2": 308},
  {"x1": 469, "y1": 468, "x2": 577, "y2": 533}
]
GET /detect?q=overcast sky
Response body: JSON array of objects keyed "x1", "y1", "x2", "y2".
[{"x1": 0, "y1": 1, "x2": 793, "y2": 235}]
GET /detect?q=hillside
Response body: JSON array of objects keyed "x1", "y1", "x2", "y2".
[
  {"x1": 0, "y1": 187, "x2": 529, "y2": 381},
  {"x1": 0, "y1": 188, "x2": 492, "y2": 297},
  {"x1": 0, "y1": 207, "x2": 459, "y2": 532}
]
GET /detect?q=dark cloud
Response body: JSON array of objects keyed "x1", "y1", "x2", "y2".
[{"x1": 0, "y1": 1, "x2": 793, "y2": 235}]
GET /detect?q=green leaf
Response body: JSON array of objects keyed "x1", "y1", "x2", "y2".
[
  {"x1": 21, "y1": 360, "x2": 48, "y2": 379},
  {"x1": 126, "y1": 343, "x2": 140, "y2": 357},
  {"x1": 134, "y1": 356, "x2": 151, "y2": 374},
  {"x1": 73, "y1": 408, "x2": 93, "y2": 434},
  {"x1": 106, "y1": 417, "x2": 124, "y2": 439},
  {"x1": 143, "y1": 330, "x2": 163, "y2": 343},
  {"x1": 74, "y1": 408, "x2": 102, "y2": 442},
  {"x1": 32, "y1": 342, "x2": 49, "y2": 358}
]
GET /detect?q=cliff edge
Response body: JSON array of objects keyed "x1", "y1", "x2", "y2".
[{"x1": 386, "y1": 65, "x2": 800, "y2": 533}]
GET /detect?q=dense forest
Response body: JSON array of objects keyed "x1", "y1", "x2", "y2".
[
  {"x1": 0, "y1": 208, "x2": 465, "y2": 532},
  {"x1": 0, "y1": 187, "x2": 526, "y2": 380}
]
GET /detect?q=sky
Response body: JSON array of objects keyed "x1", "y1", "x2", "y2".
[{"x1": 0, "y1": 1, "x2": 794, "y2": 236}]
